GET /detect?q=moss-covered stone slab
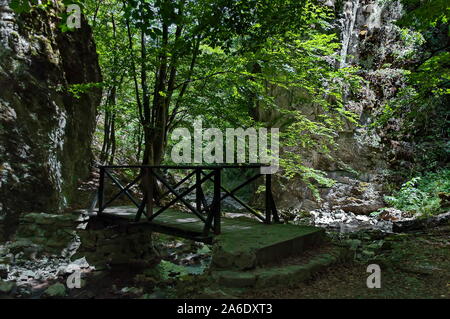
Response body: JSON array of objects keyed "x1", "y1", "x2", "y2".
[
  {"x1": 210, "y1": 246, "x2": 349, "y2": 289},
  {"x1": 212, "y1": 223, "x2": 324, "y2": 269}
]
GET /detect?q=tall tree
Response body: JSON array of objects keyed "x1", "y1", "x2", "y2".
[{"x1": 86, "y1": 0, "x2": 359, "y2": 198}]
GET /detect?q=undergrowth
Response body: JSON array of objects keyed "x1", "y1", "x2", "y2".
[{"x1": 384, "y1": 168, "x2": 450, "y2": 217}]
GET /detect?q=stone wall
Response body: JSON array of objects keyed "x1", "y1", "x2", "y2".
[
  {"x1": 14, "y1": 212, "x2": 80, "y2": 257},
  {"x1": 0, "y1": 1, "x2": 102, "y2": 239},
  {"x1": 75, "y1": 220, "x2": 159, "y2": 269},
  {"x1": 0, "y1": 212, "x2": 157, "y2": 288}
]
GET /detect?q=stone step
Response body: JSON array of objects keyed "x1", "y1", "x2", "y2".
[
  {"x1": 211, "y1": 223, "x2": 326, "y2": 270},
  {"x1": 211, "y1": 246, "x2": 349, "y2": 288}
]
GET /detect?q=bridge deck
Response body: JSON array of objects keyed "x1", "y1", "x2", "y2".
[
  {"x1": 87, "y1": 206, "x2": 258, "y2": 243},
  {"x1": 86, "y1": 206, "x2": 322, "y2": 247}
]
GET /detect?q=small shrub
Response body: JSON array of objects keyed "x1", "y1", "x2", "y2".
[{"x1": 384, "y1": 168, "x2": 450, "y2": 218}]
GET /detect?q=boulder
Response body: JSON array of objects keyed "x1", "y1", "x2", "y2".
[
  {"x1": 393, "y1": 212, "x2": 450, "y2": 232},
  {"x1": 323, "y1": 181, "x2": 385, "y2": 215}
]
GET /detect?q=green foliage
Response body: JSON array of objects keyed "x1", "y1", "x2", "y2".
[
  {"x1": 153, "y1": 260, "x2": 191, "y2": 280},
  {"x1": 410, "y1": 51, "x2": 450, "y2": 96},
  {"x1": 375, "y1": 0, "x2": 450, "y2": 172},
  {"x1": 384, "y1": 169, "x2": 450, "y2": 217},
  {"x1": 397, "y1": 0, "x2": 450, "y2": 31},
  {"x1": 10, "y1": 0, "x2": 45, "y2": 13},
  {"x1": 85, "y1": 0, "x2": 361, "y2": 181},
  {"x1": 67, "y1": 82, "x2": 103, "y2": 99}
]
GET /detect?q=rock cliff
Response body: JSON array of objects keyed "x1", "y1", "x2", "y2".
[
  {"x1": 0, "y1": 1, "x2": 102, "y2": 239},
  {"x1": 273, "y1": 0, "x2": 414, "y2": 214}
]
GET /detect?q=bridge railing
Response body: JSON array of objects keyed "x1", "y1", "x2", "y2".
[{"x1": 96, "y1": 164, "x2": 279, "y2": 236}]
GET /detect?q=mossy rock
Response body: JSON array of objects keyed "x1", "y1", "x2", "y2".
[
  {"x1": 0, "y1": 280, "x2": 16, "y2": 294},
  {"x1": 43, "y1": 283, "x2": 67, "y2": 298},
  {"x1": 21, "y1": 213, "x2": 79, "y2": 226}
]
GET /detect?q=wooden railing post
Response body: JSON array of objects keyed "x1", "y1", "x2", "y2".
[
  {"x1": 98, "y1": 166, "x2": 105, "y2": 215},
  {"x1": 146, "y1": 167, "x2": 154, "y2": 219},
  {"x1": 196, "y1": 169, "x2": 202, "y2": 213},
  {"x1": 213, "y1": 168, "x2": 221, "y2": 234},
  {"x1": 265, "y1": 173, "x2": 272, "y2": 224}
]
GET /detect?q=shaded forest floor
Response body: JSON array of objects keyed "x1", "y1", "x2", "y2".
[{"x1": 238, "y1": 225, "x2": 450, "y2": 299}]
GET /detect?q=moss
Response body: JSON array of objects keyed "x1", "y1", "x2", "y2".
[
  {"x1": 211, "y1": 223, "x2": 323, "y2": 269},
  {"x1": 215, "y1": 223, "x2": 321, "y2": 253},
  {"x1": 208, "y1": 247, "x2": 345, "y2": 289},
  {"x1": 214, "y1": 270, "x2": 257, "y2": 288},
  {"x1": 0, "y1": 280, "x2": 16, "y2": 294},
  {"x1": 43, "y1": 283, "x2": 66, "y2": 298}
]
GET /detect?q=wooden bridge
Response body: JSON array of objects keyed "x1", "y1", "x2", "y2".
[
  {"x1": 87, "y1": 164, "x2": 326, "y2": 269},
  {"x1": 90, "y1": 164, "x2": 280, "y2": 243}
]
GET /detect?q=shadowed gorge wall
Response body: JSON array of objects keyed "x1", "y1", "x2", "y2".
[{"x1": 0, "y1": 1, "x2": 102, "y2": 239}]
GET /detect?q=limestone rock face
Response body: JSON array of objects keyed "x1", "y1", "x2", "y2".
[
  {"x1": 0, "y1": 1, "x2": 102, "y2": 239},
  {"x1": 268, "y1": 0, "x2": 411, "y2": 214}
]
